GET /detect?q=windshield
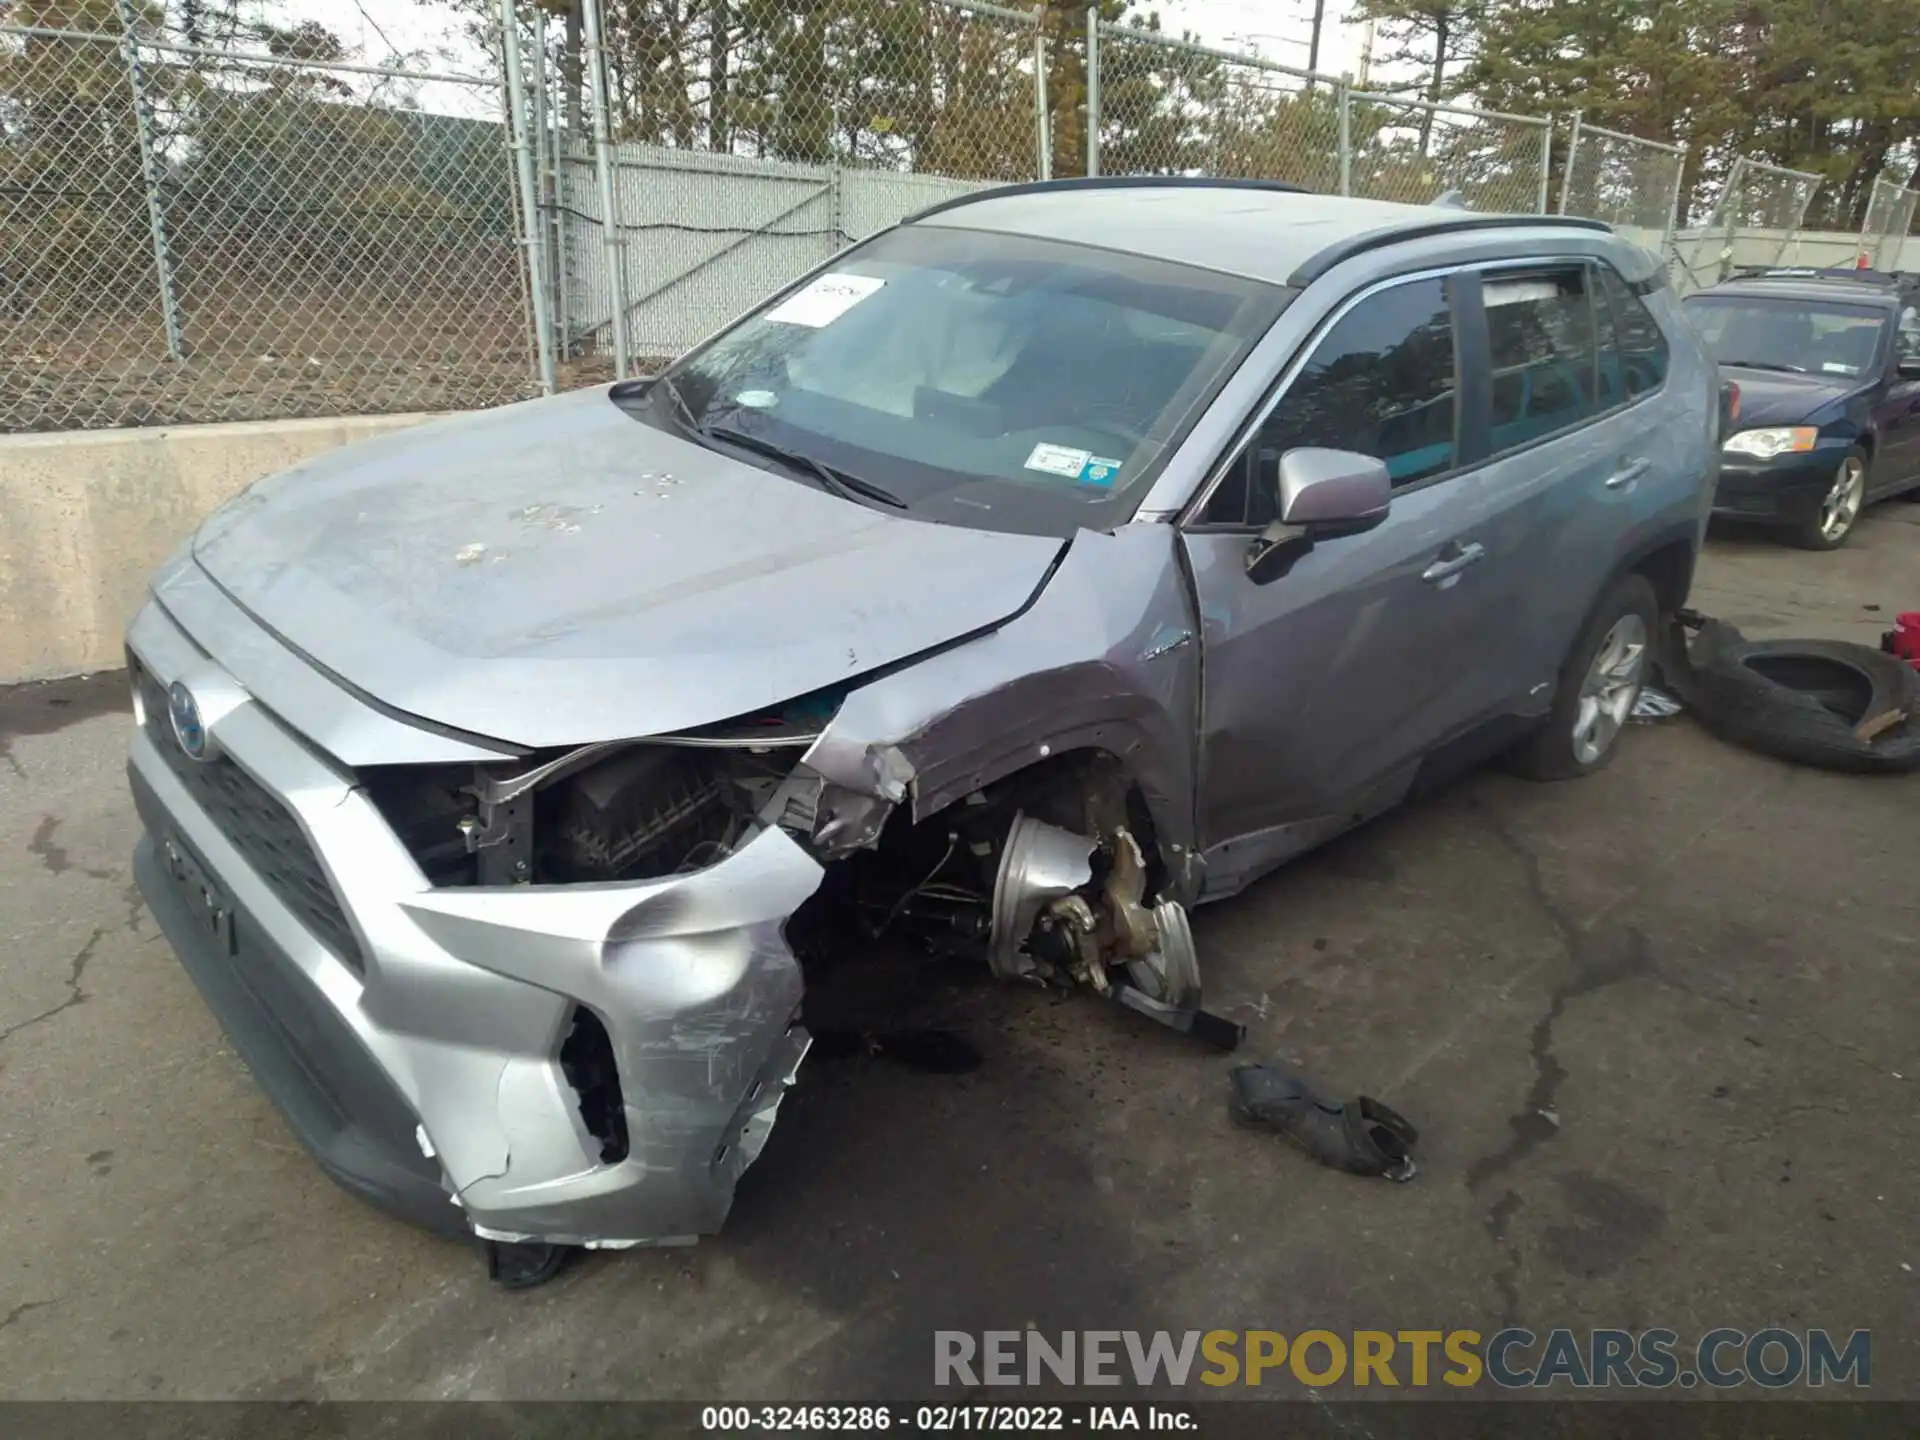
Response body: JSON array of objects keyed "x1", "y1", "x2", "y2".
[
  {"x1": 1683, "y1": 295, "x2": 1886, "y2": 378},
  {"x1": 644, "y1": 224, "x2": 1288, "y2": 537}
]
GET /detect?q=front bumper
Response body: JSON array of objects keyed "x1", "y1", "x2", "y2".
[
  {"x1": 128, "y1": 599, "x2": 821, "y2": 1248},
  {"x1": 1711, "y1": 447, "x2": 1839, "y2": 524}
]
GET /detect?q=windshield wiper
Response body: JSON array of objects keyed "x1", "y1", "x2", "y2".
[
  {"x1": 703, "y1": 424, "x2": 909, "y2": 510},
  {"x1": 652, "y1": 373, "x2": 702, "y2": 432},
  {"x1": 1720, "y1": 359, "x2": 1808, "y2": 374},
  {"x1": 648, "y1": 377, "x2": 909, "y2": 510}
]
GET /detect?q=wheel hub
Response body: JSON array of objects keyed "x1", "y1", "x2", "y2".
[
  {"x1": 1820, "y1": 459, "x2": 1865, "y2": 541},
  {"x1": 1572, "y1": 613, "x2": 1649, "y2": 765}
]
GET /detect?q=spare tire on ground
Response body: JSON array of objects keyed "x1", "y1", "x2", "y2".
[{"x1": 1661, "y1": 614, "x2": 1920, "y2": 774}]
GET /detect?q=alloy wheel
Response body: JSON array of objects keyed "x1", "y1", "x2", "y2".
[
  {"x1": 1819, "y1": 456, "x2": 1867, "y2": 543},
  {"x1": 1572, "y1": 614, "x2": 1649, "y2": 765}
]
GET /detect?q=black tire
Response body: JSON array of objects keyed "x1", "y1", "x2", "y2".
[
  {"x1": 1665, "y1": 619, "x2": 1920, "y2": 774},
  {"x1": 1789, "y1": 446, "x2": 1869, "y2": 551},
  {"x1": 1511, "y1": 574, "x2": 1659, "y2": 782}
]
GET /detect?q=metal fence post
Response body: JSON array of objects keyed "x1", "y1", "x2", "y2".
[
  {"x1": 1337, "y1": 78, "x2": 1352, "y2": 196},
  {"x1": 501, "y1": 0, "x2": 557, "y2": 393},
  {"x1": 1536, "y1": 116, "x2": 1551, "y2": 215},
  {"x1": 1557, "y1": 110, "x2": 1581, "y2": 215},
  {"x1": 828, "y1": 159, "x2": 844, "y2": 251},
  {"x1": 1033, "y1": 5, "x2": 1051, "y2": 181},
  {"x1": 1714, "y1": 156, "x2": 1746, "y2": 282},
  {"x1": 1085, "y1": 7, "x2": 1100, "y2": 178},
  {"x1": 531, "y1": 3, "x2": 562, "y2": 363},
  {"x1": 115, "y1": 0, "x2": 186, "y2": 361},
  {"x1": 551, "y1": 71, "x2": 572, "y2": 359},
  {"x1": 580, "y1": 0, "x2": 631, "y2": 379},
  {"x1": 1662, "y1": 142, "x2": 1687, "y2": 262}
]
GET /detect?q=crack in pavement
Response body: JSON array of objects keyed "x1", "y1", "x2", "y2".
[
  {"x1": 1465, "y1": 806, "x2": 1655, "y2": 1194},
  {"x1": 1484, "y1": 1190, "x2": 1525, "y2": 1331},
  {"x1": 29, "y1": 815, "x2": 115, "y2": 881},
  {"x1": 1461, "y1": 801, "x2": 1657, "y2": 1330},
  {"x1": 120, "y1": 879, "x2": 147, "y2": 934},
  {"x1": 0, "y1": 926, "x2": 105, "y2": 1046},
  {"x1": 0, "y1": 1300, "x2": 53, "y2": 1333}
]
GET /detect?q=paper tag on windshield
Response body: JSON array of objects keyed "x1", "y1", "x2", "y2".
[
  {"x1": 1025, "y1": 443, "x2": 1093, "y2": 478},
  {"x1": 765, "y1": 272, "x2": 885, "y2": 327}
]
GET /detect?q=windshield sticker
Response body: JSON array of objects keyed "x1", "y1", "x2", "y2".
[
  {"x1": 1025, "y1": 444, "x2": 1124, "y2": 485},
  {"x1": 1025, "y1": 443, "x2": 1093, "y2": 478},
  {"x1": 735, "y1": 389, "x2": 778, "y2": 408},
  {"x1": 1820, "y1": 362, "x2": 1858, "y2": 374},
  {"x1": 765, "y1": 273, "x2": 885, "y2": 328}
]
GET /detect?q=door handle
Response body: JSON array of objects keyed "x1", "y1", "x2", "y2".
[
  {"x1": 1421, "y1": 541, "x2": 1486, "y2": 584},
  {"x1": 1605, "y1": 458, "x2": 1651, "y2": 490}
]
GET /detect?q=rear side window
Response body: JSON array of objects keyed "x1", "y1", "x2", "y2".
[
  {"x1": 1485, "y1": 269, "x2": 1598, "y2": 451},
  {"x1": 1597, "y1": 266, "x2": 1670, "y2": 398},
  {"x1": 1202, "y1": 276, "x2": 1458, "y2": 523}
]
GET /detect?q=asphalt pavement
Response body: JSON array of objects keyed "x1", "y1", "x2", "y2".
[{"x1": 2, "y1": 507, "x2": 1915, "y2": 1401}]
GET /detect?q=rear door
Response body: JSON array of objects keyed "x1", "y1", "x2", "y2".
[
  {"x1": 1876, "y1": 302, "x2": 1920, "y2": 494},
  {"x1": 1179, "y1": 271, "x2": 1513, "y2": 892},
  {"x1": 1463, "y1": 260, "x2": 1687, "y2": 711}
]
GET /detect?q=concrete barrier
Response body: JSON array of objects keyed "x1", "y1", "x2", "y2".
[{"x1": 0, "y1": 412, "x2": 442, "y2": 684}]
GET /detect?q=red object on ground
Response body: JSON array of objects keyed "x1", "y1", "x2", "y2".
[{"x1": 1890, "y1": 612, "x2": 1920, "y2": 669}]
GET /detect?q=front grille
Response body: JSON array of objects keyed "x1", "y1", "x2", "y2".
[{"x1": 136, "y1": 666, "x2": 365, "y2": 971}]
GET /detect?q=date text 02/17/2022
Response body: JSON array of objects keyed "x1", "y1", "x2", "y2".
[{"x1": 701, "y1": 1406, "x2": 1195, "y2": 1432}]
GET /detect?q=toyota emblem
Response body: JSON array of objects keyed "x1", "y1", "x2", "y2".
[{"x1": 167, "y1": 680, "x2": 209, "y2": 760}]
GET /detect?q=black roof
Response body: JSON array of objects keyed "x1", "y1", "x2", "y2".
[{"x1": 1702, "y1": 265, "x2": 1918, "y2": 307}]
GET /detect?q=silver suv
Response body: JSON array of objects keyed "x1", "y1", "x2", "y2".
[{"x1": 127, "y1": 180, "x2": 1718, "y2": 1263}]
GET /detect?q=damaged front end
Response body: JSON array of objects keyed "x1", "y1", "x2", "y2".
[
  {"x1": 350, "y1": 695, "x2": 1238, "y2": 1252},
  {"x1": 128, "y1": 519, "x2": 1227, "y2": 1276}
]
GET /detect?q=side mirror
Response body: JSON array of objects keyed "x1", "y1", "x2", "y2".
[
  {"x1": 1275, "y1": 447, "x2": 1394, "y2": 527},
  {"x1": 1246, "y1": 447, "x2": 1392, "y2": 583}
]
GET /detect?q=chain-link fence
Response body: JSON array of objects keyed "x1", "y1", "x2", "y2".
[
  {"x1": 1556, "y1": 111, "x2": 1684, "y2": 255},
  {"x1": 1669, "y1": 154, "x2": 1824, "y2": 291},
  {"x1": 8, "y1": 0, "x2": 1851, "y2": 435},
  {"x1": 1088, "y1": 23, "x2": 1342, "y2": 194},
  {"x1": 1858, "y1": 168, "x2": 1918, "y2": 270},
  {"x1": 1, "y1": 18, "x2": 533, "y2": 433},
  {"x1": 1083, "y1": 23, "x2": 1547, "y2": 213},
  {"x1": 539, "y1": 0, "x2": 1046, "y2": 378},
  {"x1": 1347, "y1": 90, "x2": 1549, "y2": 214}
]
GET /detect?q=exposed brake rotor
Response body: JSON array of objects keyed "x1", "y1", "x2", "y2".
[{"x1": 987, "y1": 813, "x2": 1239, "y2": 1050}]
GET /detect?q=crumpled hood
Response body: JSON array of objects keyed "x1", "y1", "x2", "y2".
[
  {"x1": 190, "y1": 386, "x2": 1065, "y2": 748},
  {"x1": 1722, "y1": 367, "x2": 1860, "y2": 429}
]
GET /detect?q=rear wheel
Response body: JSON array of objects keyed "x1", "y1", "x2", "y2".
[
  {"x1": 1790, "y1": 448, "x2": 1868, "y2": 551},
  {"x1": 1511, "y1": 574, "x2": 1658, "y2": 782}
]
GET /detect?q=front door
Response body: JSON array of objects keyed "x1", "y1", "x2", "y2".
[{"x1": 1180, "y1": 272, "x2": 1510, "y2": 899}]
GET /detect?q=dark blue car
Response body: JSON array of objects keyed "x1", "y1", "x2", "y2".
[{"x1": 1683, "y1": 267, "x2": 1920, "y2": 549}]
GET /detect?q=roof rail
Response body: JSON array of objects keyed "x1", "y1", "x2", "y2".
[
  {"x1": 1287, "y1": 213, "x2": 1613, "y2": 287},
  {"x1": 1726, "y1": 264, "x2": 1912, "y2": 288},
  {"x1": 903, "y1": 175, "x2": 1308, "y2": 225}
]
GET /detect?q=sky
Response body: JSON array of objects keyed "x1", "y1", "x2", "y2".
[{"x1": 1158, "y1": 0, "x2": 1366, "y2": 80}]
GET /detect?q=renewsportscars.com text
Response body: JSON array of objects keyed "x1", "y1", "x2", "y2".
[{"x1": 934, "y1": 1328, "x2": 1871, "y2": 1390}]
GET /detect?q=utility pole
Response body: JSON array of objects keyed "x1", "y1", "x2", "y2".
[{"x1": 1307, "y1": 0, "x2": 1328, "y2": 74}]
